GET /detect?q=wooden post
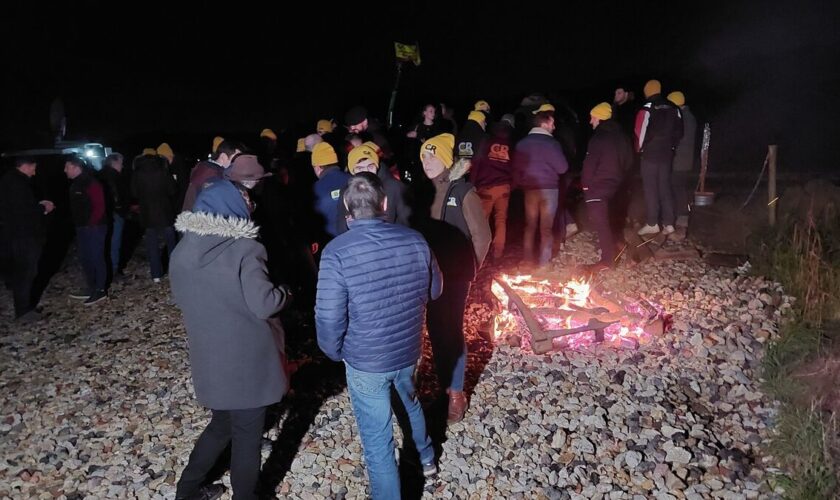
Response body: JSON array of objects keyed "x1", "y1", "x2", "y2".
[{"x1": 768, "y1": 145, "x2": 778, "y2": 226}]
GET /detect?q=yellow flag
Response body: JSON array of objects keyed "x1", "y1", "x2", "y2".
[{"x1": 394, "y1": 42, "x2": 421, "y2": 66}]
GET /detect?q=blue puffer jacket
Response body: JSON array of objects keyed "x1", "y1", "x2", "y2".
[{"x1": 315, "y1": 219, "x2": 443, "y2": 373}]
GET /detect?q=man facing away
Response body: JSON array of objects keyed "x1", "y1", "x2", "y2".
[{"x1": 316, "y1": 173, "x2": 442, "y2": 499}]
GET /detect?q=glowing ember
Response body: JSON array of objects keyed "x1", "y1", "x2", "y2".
[{"x1": 490, "y1": 273, "x2": 666, "y2": 351}]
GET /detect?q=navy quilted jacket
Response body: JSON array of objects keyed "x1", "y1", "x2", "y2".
[{"x1": 315, "y1": 219, "x2": 443, "y2": 372}]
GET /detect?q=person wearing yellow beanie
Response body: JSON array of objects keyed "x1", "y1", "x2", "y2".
[
  {"x1": 532, "y1": 103, "x2": 555, "y2": 114},
  {"x1": 667, "y1": 91, "x2": 685, "y2": 107},
  {"x1": 310, "y1": 142, "x2": 350, "y2": 239},
  {"x1": 420, "y1": 131, "x2": 491, "y2": 424},
  {"x1": 316, "y1": 119, "x2": 334, "y2": 135},
  {"x1": 142, "y1": 147, "x2": 157, "y2": 156},
  {"x1": 296, "y1": 138, "x2": 306, "y2": 153},
  {"x1": 581, "y1": 101, "x2": 632, "y2": 273},
  {"x1": 157, "y1": 143, "x2": 174, "y2": 165},
  {"x1": 474, "y1": 100, "x2": 490, "y2": 113},
  {"x1": 347, "y1": 144, "x2": 379, "y2": 175},
  {"x1": 643, "y1": 80, "x2": 661, "y2": 98},
  {"x1": 211, "y1": 136, "x2": 225, "y2": 154},
  {"x1": 260, "y1": 128, "x2": 277, "y2": 141},
  {"x1": 456, "y1": 111, "x2": 488, "y2": 161}
]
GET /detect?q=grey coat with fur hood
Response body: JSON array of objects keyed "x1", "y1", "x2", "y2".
[{"x1": 170, "y1": 211, "x2": 291, "y2": 410}]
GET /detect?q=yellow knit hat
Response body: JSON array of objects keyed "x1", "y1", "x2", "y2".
[
  {"x1": 532, "y1": 103, "x2": 555, "y2": 114},
  {"x1": 212, "y1": 136, "x2": 225, "y2": 154},
  {"x1": 142, "y1": 148, "x2": 157, "y2": 156},
  {"x1": 590, "y1": 102, "x2": 613, "y2": 121},
  {"x1": 347, "y1": 144, "x2": 380, "y2": 174},
  {"x1": 667, "y1": 91, "x2": 685, "y2": 107},
  {"x1": 316, "y1": 119, "x2": 334, "y2": 134},
  {"x1": 644, "y1": 80, "x2": 662, "y2": 98},
  {"x1": 311, "y1": 142, "x2": 338, "y2": 167},
  {"x1": 156, "y1": 143, "x2": 174, "y2": 163},
  {"x1": 474, "y1": 100, "x2": 490, "y2": 112},
  {"x1": 260, "y1": 128, "x2": 277, "y2": 141},
  {"x1": 468, "y1": 110, "x2": 486, "y2": 124},
  {"x1": 420, "y1": 133, "x2": 455, "y2": 169},
  {"x1": 296, "y1": 138, "x2": 306, "y2": 153}
]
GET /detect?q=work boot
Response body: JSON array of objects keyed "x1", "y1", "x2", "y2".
[
  {"x1": 447, "y1": 389, "x2": 468, "y2": 423},
  {"x1": 637, "y1": 224, "x2": 660, "y2": 236}
]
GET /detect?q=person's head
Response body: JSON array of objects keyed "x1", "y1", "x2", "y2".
[
  {"x1": 347, "y1": 143, "x2": 380, "y2": 175},
  {"x1": 533, "y1": 104, "x2": 555, "y2": 133},
  {"x1": 343, "y1": 172, "x2": 386, "y2": 221},
  {"x1": 316, "y1": 119, "x2": 334, "y2": 135},
  {"x1": 420, "y1": 133, "x2": 455, "y2": 179},
  {"x1": 225, "y1": 154, "x2": 271, "y2": 190},
  {"x1": 345, "y1": 106, "x2": 369, "y2": 134},
  {"x1": 422, "y1": 104, "x2": 436, "y2": 124},
  {"x1": 15, "y1": 156, "x2": 37, "y2": 177},
  {"x1": 212, "y1": 136, "x2": 225, "y2": 155},
  {"x1": 643, "y1": 79, "x2": 662, "y2": 99},
  {"x1": 468, "y1": 110, "x2": 487, "y2": 130},
  {"x1": 260, "y1": 128, "x2": 277, "y2": 142},
  {"x1": 667, "y1": 91, "x2": 686, "y2": 108},
  {"x1": 211, "y1": 140, "x2": 242, "y2": 167},
  {"x1": 474, "y1": 100, "x2": 491, "y2": 113},
  {"x1": 311, "y1": 142, "x2": 339, "y2": 177},
  {"x1": 105, "y1": 152, "x2": 124, "y2": 172},
  {"x1": 157, "y1": 143, "x2": 174, "y2": 165},
  {"x1": 64, "y1": 156, "x2": 86, "y2": 179},
  {"x1": 500, "y1": 114, "x2": 515, "y2": 129},
  {"x1": 304, "y1": 133, "x2": 323, "y2": 152},
  {"x1": 589, "y1": 102, "x2": 612, "y2": 129},
  {"x1": 614, "y1": 87, "x2": 630, "y2": 105},
  {"x1": 192, "y1": 179, "x2": 253, "y2": 219}
]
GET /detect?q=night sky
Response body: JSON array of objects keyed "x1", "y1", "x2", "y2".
[{"x1": 4, "y1": 1, "x2": 839, "y2": 170}]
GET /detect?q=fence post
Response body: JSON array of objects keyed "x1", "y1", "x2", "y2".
[{"x1": 768, "y1": 145, "x2": 778, "y2": 226}]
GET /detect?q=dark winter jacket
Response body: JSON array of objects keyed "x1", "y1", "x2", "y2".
[
  {"x1": 471, "y1": 124, "x2": 514, "y2": 188},
  {"x1": 581, "y1": 120, "x2": 633, "y2": 200},
  {"x1": 673, "y1": 105, "x2": 697, "y2": 172},
  {"x1": 131, "y1": 154, "x2": 177, "y2": 227},
  {"x1": 455, "y1": 119, "x2": 488, "y2": 160},
  {"x1": 69, "y1": 171, "x2": 106, "y2": 227},
  {"x1": 634, "y1": 94, "x2": 683, "y2": 161},
  {"x1": 335, "y1": 174, "x2": 411, "y2": 234},
  {"x1": 170, "y1": 208, "x2": 292, "y2": 410},
  {"x1": 315, "y1": 218, "x2": 442, "y2": 373},
  {"x1": 99, "y1": 165, "x2": 129, "y2": 217},
  {"x1": 513, "y1": 129, "x2": 569, "y2": 189},
  {"x1": 313, "y1": 166, "x2": 351, "y2": 239},
  {"x1": 182, "y1": 160, "x2": 225, "y2": 212},
  {"x1": 0, "y1": 169, "x2": 47, "y2": 240}
]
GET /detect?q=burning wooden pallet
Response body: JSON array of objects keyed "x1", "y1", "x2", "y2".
[{"x1": 491, "y1": 274, "x2": 666, "y2": 354}]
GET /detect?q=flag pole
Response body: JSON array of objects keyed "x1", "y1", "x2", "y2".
[{"x1": 387, "y1": 61, "x2": 404, "y2": 129}]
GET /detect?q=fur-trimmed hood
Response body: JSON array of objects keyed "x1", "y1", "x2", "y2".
[
  {"x1": 175, "y1": 211, "x2": 259, "y2": 239},
  {"x1": 173, "y1": 211, "x2": 260, "y2": 269}
]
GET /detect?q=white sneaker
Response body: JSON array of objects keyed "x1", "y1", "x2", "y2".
[
  {"x1": 637, "y1": 224, "x2": 660, "y2": 236},
  {"x1": 565, "y1": 223, "x2": 579, "y2": 237},
  {"x1": 662, "y1": 225, "x2": 676, "y2": 235},
  {"x1": 153, "y1": 278, "x2": 161, "y2": 283}
]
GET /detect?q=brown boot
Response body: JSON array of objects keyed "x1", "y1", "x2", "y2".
[{"x1": 447, "y1": 389, "x2": 468, "y2": 423}]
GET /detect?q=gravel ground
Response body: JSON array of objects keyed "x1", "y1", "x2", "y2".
[{"x1": 0, "y1": 233, "x2": 790, "y2": 499}]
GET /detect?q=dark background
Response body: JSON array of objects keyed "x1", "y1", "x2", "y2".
[{"x1": 3, "y1": 1, "x2": 839, "y2": 171}]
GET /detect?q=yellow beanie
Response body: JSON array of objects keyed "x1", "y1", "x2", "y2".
[
  {"x1": 532, "y1": 103, "x2": 555, "y2": 114},
  {"x1": 474, "y1": 100, "x2": 490, "y2": 112},
  {"x1": 296, "y1": 138, "x2": 306, "y2": 153},
  {"x1": 420, "y1": 133, "x2": 455, "y2": 169},
  {"x1": 142, "y1": 148, "x2": 157, "y2": 156},
  {"x1": 347, "y1": 144, "x2": 380, "y2": 174},
  {"x1": 644, "y1": 80, "x2": 662, "y2": 98},
  {"x1": 667, "y1": 91, "x2": 685, "y2": 107},
  {"x1": 311, "y1": 142, "x2": 338, "y2": 167},
  {"x1": 156, "y1": 143, "x2": 174, "y2": 163},
  {"x1": 468, "y1": 110, "x2": 486, "y2": 124},
  {"x1": 212, "y1": 136, "x2": 225, "y2": 154},
  {"x1": 590, "y1": 102, "x2": 613, "y2": 121},
  {"x1": 260, "y1": 128, "x2": 277, "y2": 141},
  {"x1": 316, "y1": 119, "x2": 334, "y2": 134}
]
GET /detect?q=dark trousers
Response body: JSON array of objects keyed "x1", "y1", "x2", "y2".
[
  {"x1": 8, "y1": 238, "x2": 42, "y2": 317},
  {"x1": 144, "y1": 226, "x2": 177, "y2": 279},
  {"x1": 176, "y1": 406, "x2": 266, "y2": 500},
  {"x1": 640, "y1": 157, "x2": 676, "y2": 227},
  {"x1": 586, "y1": 198, "x2": 616, "y2": 265},
  {"x1": 76, "y1": 226, "x2": 107, "y2": 293},
  {"x1": 427, "y1": 280, "x2": 470, "y2": 391}
]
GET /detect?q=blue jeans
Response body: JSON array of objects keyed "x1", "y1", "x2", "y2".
[
  {"x1": 144, "y1": 226, "x2": 177, "y2": 279},
  {"x1": 345, "y1": 363, "x2": 434, "y2": 500},
  {"x1": 523, "y1": 189, "x2": 559, "y2": 266},
  {"x1": 76, "y1": 225, "x2": 107, "y2": 293},
  {"x1": 110, "y1": 214, "x2": 124, "y2": 274}
]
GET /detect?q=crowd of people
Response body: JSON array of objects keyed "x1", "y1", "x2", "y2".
[{"x1": 0, "y1": 79, "x2": 697, "y2": 499}]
